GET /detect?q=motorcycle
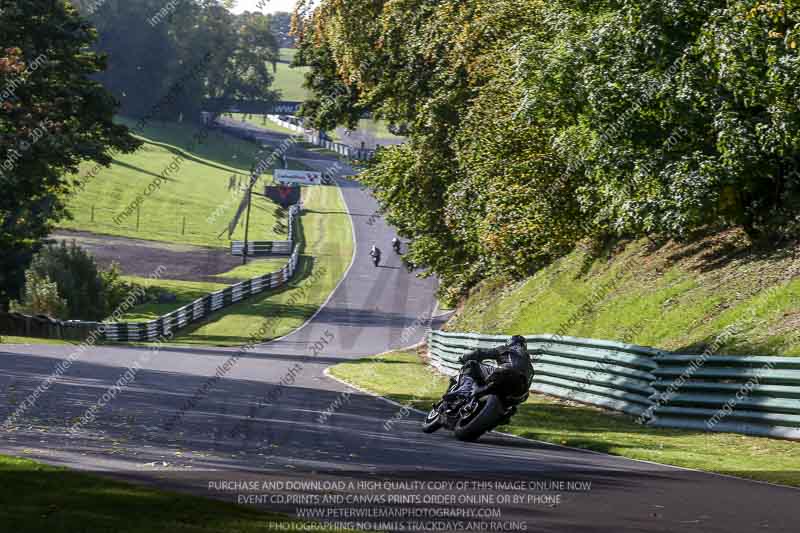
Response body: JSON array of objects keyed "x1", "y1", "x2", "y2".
[
  {"x1": 392, "y1": 240, "x2": 401, "y2": 254},
  {"x1": 370, "y1": 249, "x2": 381, "y2": 267},
  {"x1": 422, "y1": 372, "x2": 528, "y2": 442}
]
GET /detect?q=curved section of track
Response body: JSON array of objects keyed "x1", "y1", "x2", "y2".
[{"x1": 0, "y1": 124, "x2": 796, "y2": 533}]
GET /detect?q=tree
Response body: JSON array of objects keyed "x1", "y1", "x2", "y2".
[
  {"x1": 10, "y1": 270, "x2": 68, "y2": 319},
  {"x1": 84, "y1": 0, "x2": 279, "y2": 121},
  {"x1": 294, "y1": 0, "x2": 562, "y2": 299},
  {"x1": 515, "y1": 0, "x2": 800, "y2": 238},
  {"x1": 295, "y1": 0, "x2": 800, "y2": 302},
  {"x1": 225, "y1": 10, "x2": 280, "y2": 102},
  {"x1": 0, "y1": 0, "x2": 140, "y2": 307},
  {"x1": 11, "y1": 241, "x2": 138, "y2": 320},
  {"x1": 88, "y1": 0, "x2": 176, "y2": 118}
]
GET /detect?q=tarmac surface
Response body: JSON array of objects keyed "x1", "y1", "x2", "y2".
[{"x1": 1, "y1": 124, "x2": 797, "y2": 533}]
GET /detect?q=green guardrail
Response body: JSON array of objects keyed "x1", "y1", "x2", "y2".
[
  {"x1": 428, "y1": 330, "x2": 800, "y2": 441},
  {"x1": 1, "y1": 206, "x2": 302, "y2": 344}
]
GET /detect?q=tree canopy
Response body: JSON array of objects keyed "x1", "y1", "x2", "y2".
[
  {"x1": 80, "y1": 0, "x2": 280, "y2": 120},
  {"x1": 0, "y1": 0, "x2": 140, "y2": 305},
  {"x1": 294, "y1": 0, "x2": 800, "y2": 302},
  {"x1": 0, "y1": 0, "x2": 285, "y2": 307}
]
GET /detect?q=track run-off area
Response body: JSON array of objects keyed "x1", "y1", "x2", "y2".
[{"x1": 1, "y1": 123, "x2": 798, "y2": 533}]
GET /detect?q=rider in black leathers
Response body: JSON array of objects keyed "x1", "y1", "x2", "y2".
[
  {"x1": 370, "y1": 245, "x2": 382, "y2": 266},
  {"x1": 445, "y1": 335, "x2": 533, "y2": 402}
]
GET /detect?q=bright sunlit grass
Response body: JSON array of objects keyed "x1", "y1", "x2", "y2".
[{"x1": 61, "y1": 119, "x2": 282, "y2": 248}]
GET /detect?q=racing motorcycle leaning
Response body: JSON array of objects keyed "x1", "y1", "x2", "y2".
[
  {"x1": 423, "y1": 372, "x2": 529, "y2": 441},
  {"x1": 422, "y1": 336, "x2": 533, "y2": 442}
]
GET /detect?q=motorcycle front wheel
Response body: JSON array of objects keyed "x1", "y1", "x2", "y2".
[
  {"x1": 422, "y1": 406, "x2": 444, "y2": 433},
  {"x1": 453, "y1": 395, "x2": 504, "y2": 442}
]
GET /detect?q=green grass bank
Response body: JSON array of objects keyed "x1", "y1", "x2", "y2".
[
  {"x1": 61, "y1": 118, "x2": 282, "y2": 248},
  {"x1": 447, "y1": 230, "x2": 800, "y2": 356},
  {"x1": 150, "y1": 184, "x2": 353, "y2": 346},
  {"x1": 0, "y1": 455, "x2": 341, "y2": 533},
  {"x1": 273, "y1": 57, "x2": 311, "y2": 101}
]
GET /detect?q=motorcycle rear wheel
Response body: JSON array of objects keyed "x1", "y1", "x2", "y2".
[{"x1": 453, "y1": 395, "x2": 504, "y2": 442}]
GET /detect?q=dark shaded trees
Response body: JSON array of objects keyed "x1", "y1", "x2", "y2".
[
  {"x1": 83, "y1": 0, "x2": 279, "y2": 122},
  {"x1": 0, "y1": 0, "x2": 140, "y2": 306},
  {"x1": 295, "y1": 0, "x2": 800, "y2": 302}
]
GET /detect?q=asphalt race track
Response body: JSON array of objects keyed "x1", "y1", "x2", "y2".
[{"x1": 1, "y1": 124, "x2": 798, "y2": 533}]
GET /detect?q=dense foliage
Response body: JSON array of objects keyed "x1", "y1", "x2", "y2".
[
  {"x1": 75, "y1": 0, "x2": 280, "y2": 120},
  {"x1": 294, "y1": 0, "x2": 800, "y2": 302},
  {"x1": 11, "y1": 270, "x2": 68, "y2": 319},
  {"x1": 0, "y1": 0, "x2": 140, "y2": 307},
  {"x1": 10, "y1": 241, "x2": 137, "y2": 320}
]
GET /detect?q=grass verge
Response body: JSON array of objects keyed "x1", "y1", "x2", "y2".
[
  {"x1": 272, "y1": 60, "x2": 311, "y2": 101},
  {"x1": 13, "y1": 182, "x2": 351, "y2": 345},
  {"x1": 0, "y1": 455, "x2": 340, "y2": 533},
  {"x1": 116, "y1": 277, "x2": 228, "y2": 323},
  {"x1": 115, "y1": 257, "x2": 295, "y2": 323},
  {"x1": 61, "y1": 118, "x2": 282, "y2": 248},
  {"x1": 0, "y1": 336, "x2": 72, "y2": 346},
  {"x1": 164, "y1": 183, "x2": 353, "y2": 346},
  {"x1": 330, "y1": 350, "x2": 800, "y2": 487},
  {"x1": 447, "y1": 230, "x2": 800, "y2": 356}
]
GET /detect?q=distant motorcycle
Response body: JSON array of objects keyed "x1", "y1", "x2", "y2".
[
  {"x1": 423, "y1": 372, "x2": 528, "y2": 442},
  {"x1": 370, "y1": 246, "x2": 382, "y2": 267},
  {"x1": 392, "y1": 238, "x2": 401, "y2": 254}
]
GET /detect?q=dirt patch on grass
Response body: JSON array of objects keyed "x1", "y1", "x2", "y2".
[{"x1": 50, "y1": 230, "x2": 246, "y2": 283}]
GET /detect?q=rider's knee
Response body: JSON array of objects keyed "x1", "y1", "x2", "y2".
[{"x1": 462, "y1": 360, "x2": 482, "y2": 378}]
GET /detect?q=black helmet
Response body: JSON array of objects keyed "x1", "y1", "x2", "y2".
[{"x1": 507, "y1": 335, "x2": 526, "y2": 347}]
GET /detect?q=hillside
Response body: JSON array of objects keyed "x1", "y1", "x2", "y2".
[
  {"x1": 446, "y1": 229, "x2": 800, "y2": 356},
  {"x1": 273, "y1": 50, "x2": 310, "y2": 101},
  {"x1": 59, "y1": 118, "x2": 283, "y2": 248}
]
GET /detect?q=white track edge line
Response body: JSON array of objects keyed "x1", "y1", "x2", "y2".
[{"x1": 261, "y1": 177, "x2": 358, "y2": 346}]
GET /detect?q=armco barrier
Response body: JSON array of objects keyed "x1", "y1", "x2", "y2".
[
  {"x1": 1, "y1": 206, "x2": 302, "y2": 343},
  {"x1": 648, "y1": 354, "x2": 800, "y2": 439},
  {"x1": 427, "y1": 330, "x2": 800, "y2": 440},
  {"x1": 231, "y1": 205, "x2": 297, "y2": 257},
  {"x1": 231, "y1": 241, "x2": 292, "y2": 257},
  {"x1": 1, "y1": 246, "x2": 300, "y2": 343},
  {"x1": 304, "y1": 133, "x2": 376, "y2": 162},
  {"x1": 265, "y1": 114, "x2": 377, "y2": 162},
  {"x1": 267, "y1": 115, "x2": 306, "y2": 134},
  {"x1": 101, "y1": 247, "x2": 298, "y2": 342},
  {"x1": 428, "y1": 331, "x2": 660, "y2": 417}
]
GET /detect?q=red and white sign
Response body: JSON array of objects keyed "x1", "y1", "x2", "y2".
[{"x1": 274, "y1": 169, "x2": 322, "y2": 186}]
